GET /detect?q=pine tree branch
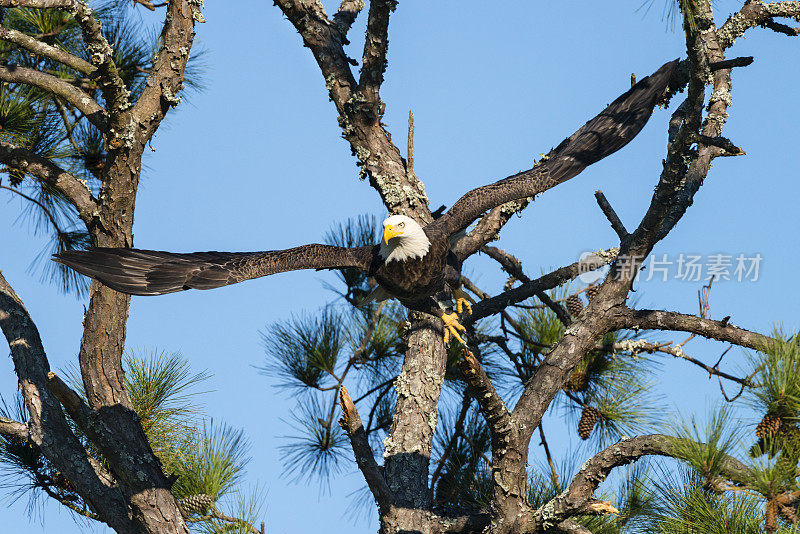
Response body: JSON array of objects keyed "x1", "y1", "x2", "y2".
[
  {"x1": 39, "y1": 480, "x2": 101, "y2": 520},
  {"x1": 0, "y1": 0, "x2": 135, "y2": 117},
  {"x1": 0, "y1": 140, "x2": 99, "y2": 225},
  {"x1": 0, "y1": 415, "x2": 28, "y2": 439},
  {"x1": 0, "y1": 27, "x2": 95, "y2": 75},
  {"x1": 134, "y1": 0, "x2": 201, "y2": 138},
  {"x1": 358, "y1": 0, "x2": 394, "y2": 109},
  {"x1": 532, "y1": 434, "x2": 752, "y2": 530},
  {"x1": 332, "y1": 0, "x2": 364, "y2": 38},
  {"x1": 0, "y1": 64, "x2": 107, "y2": 130},
  {"x1": 45, "y1": 371, "x2": 93, "y2": 427},
  {"x1": 611, "y1": 338, "x2": 754, "y2": 385},
  {"x1": 594, "y1": 190, "x2": 629, "y2": 240},
  {"x1": 505, "y1": 5, "x2": 746, "y2": 519},
  {"x1": 67, "y1": 0, "x2": 130, "y2": 119},
  {"x1": 274, "y1": 0, "x2": 431, "y2": 220},
  {"x1": 0, "y1": 271, "x2": 134, "y2": 531},
  {"x1": 464, "y1": 249, "x2": 618, "y2": 325},
  {"x1": 479, "y1": 245, "x2": 572, "y2": 325},
  {"x1": 458, "y1": 347, "x2": 513, "y2": 446},
  {"x1": 717, "y1": 0, "x2": 800, "y2": 48},
  {"x1": 610, "y1": 307, "x2": 772, "y2": 351},
  {"x1": 45, "y1": 371, "x2": 191, "y2": 531},
  {"x1": 339, "y1": 385, "x2": 394, "y2": 513}
]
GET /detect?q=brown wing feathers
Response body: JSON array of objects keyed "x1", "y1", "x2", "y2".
[
  {"x1": 54, "y1": 245, "x2": 374, "y2": 296},
  {"x1": 432, "y1": 59, "x2": 679, "y2": 238}
]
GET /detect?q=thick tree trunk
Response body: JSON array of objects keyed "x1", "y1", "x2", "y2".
[
  {"x1": 76, "y1": 143, "x2": 189, "y2": 533},
  {"x1": 381, "y1": 312, "x2": 447, "y2": 534}
]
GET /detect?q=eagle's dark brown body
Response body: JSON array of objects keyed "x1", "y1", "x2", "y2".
[
  {"x1": 54, "y1": 60, "x2": 678, "y2": 309},
  {"x1": 368, "y1": 229, "x2": 455, "y2": 310}
]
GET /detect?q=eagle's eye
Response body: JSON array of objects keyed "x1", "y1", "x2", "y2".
[{"x1": 398, "y1": 222, "x2": 405, "y2": 228}]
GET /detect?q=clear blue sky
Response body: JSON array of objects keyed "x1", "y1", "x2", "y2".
[{"x1": 2, "y1": 1, "x2": 798, "y2": 532}]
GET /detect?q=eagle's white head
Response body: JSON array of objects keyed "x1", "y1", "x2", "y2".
[{"x1": 378, "y1": 215, "x2": 431, "y2": 263}]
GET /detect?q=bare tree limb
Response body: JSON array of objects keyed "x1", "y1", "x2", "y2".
[
  {"x1": 339, "y1": 386, "x2": 394, "y2": 513},
  {"x1": 464, "y1": 249, "x2": 618, "y2": 325},
  {"x1": 479, "y1": 245, "x2": 572, "y2": 325},
  {"x1": 274, "y1": 0, "x2": 431, "y2": 220},
  {"x1": 458, "y1": 348, "x2": 513, "y2": 442},
  {"x1": 717, "y1": 0, "x2": 800, "y2": 48},
  {"x1": 613, "y1": 339, "x2": 753, "y2": 385},
  {"x1": 0, "y1": 27, "x2": 95, "y2": 75},
  {"x1": 67, "y1": 0, "x2": 130, "y2": 119},
  {"x1": 134, "y1": 0, "x2": 201, "y2": 139},
  {"x1": 333, "y1": 0, "x2": 365, "y2": 38},
  {"x1": 0, "y1": 0, "x2": 132, "y2": 119},
  {"x1": 358, "y1": 0, "x2": 394, "y2": 110},
  {"x1": 0, "y1": 416, "x2": 28, "y2": 439},
  {"x1": 709, "y1": 56, "x2": 754, "y2": 71},
  {"x1": 0, "y1": 64, "x2": 107, "y2": 130},
  {"x1": 594, "y1": 190, "x2": 629, "y2": 240},
  {"x1": 0, "y1": 140, "x2": 99, "y2": 225},
  {"x1": 611, "y1": 307, "x2": 772, "y2": 351}
]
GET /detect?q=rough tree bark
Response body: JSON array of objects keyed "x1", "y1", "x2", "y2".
[
  {"x1": 0, "y1": 0, "x2": 203, "y2": 532},
  {"x1": 1, "y1": 1, "x2": 799, "y2": 533}
]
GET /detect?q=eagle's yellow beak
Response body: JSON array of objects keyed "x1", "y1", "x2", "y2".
[{"x1": 383, "y1": 225, "x2": 403, "y2": 244}]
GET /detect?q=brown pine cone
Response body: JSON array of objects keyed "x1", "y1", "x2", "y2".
[
  {"x1": 178, "y1": 494, "x2": 215, "y2": 517},
  {"x1": 756, "y1": 414, "x2": 783, "y2": 439},
  {"x1": 578, "y1": 406, "x2": 601, "y2": 440},
  {"x1": 566, "y1": 295, "x2": 584, "y2": 316}
]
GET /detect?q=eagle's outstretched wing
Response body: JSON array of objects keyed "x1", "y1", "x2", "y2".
[
  {"x1": 430, "y1": 59, "x2": 679, "y2": 239},
  {"x1": 54, "y1": 245, "x2": 376, "y2": 296}
]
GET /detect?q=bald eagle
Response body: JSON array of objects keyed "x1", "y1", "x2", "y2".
[{"x1": 55, "y1": 60, "x2": 678, "y2": 343}]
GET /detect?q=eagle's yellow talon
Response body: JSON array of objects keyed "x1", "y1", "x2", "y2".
[
  {"x1": 456, "y1": 297, "x2": 472, "y2": 315},
  {"x1": 442, "y1": 312, "x2": 467, "y2": 345}
]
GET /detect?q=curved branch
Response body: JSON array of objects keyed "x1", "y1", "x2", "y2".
[
  {"x1": 0, "y1": 64, "x2": 107, "y2": 130},
  {"x1": 0, "y1": 141, "x2": 98, "y2": 225},
  {"x1": 458, "y1": 348, "x2": 512, "y2": 441},
  {"x1": 717, "y1": 0, "x2": 800, "y2": 48},
  {"x1": 532, "y1": 434, "x2": 752, "y2": 530},
  {"x1": 68, "y1": 0, "x2": 130, "y2": 118},
  {"x1": 0, "y1": 0, "x2": 131, "y2": 116},
  {"x1": 0, "y1": 416, "x2": 28, "y2": 439},
  {"x1": 0, "y1": 27, "x2": 95, "y2": 75}
]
